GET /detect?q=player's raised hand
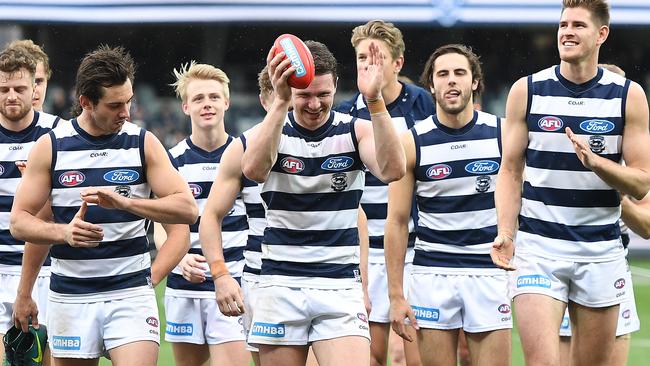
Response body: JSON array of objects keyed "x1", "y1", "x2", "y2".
[
  {"x1": 64, "y1": 201, "x2": 103, "y2": 247},
  {"x1": 179, "y1": 253, "x2": 207, "y2": 283},
  {"x1": 81, "y1": 188, "x2": 127, "y2": 210},
  {"x1": 490, "y1": 233, "x2": 516, "y2": 271},
  {"x1": 566, "y1": 127, "x2": 599, "y2": 170},
  {"x1": 267, "y1": 46, "x2": 294, "y2": 102},
  {"x1": 215, "y1": 274, "x2": 246, "y2": 317},
  {"x1": 389, "y1": 296, "x2": 419, "y2": 342},
  {"x1": 357, "y1": 41, "x2": 385, "y2": 102}
]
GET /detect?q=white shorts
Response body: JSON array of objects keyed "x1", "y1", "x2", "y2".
[
  {"x1": 241, "y1": 275, "x2": 259, "y2": 352},
  {"x1": 559, "y1": 267, "x2": 639, "y2": 337},
  {"x1": 47, "y1": 294, "x2": 160, "y2": 358},
  {"x1": 0, "y1": 273, "x2": 50, "y2": 334},
  {"x1": 510, "y1": 251, "x2": 629, "y2": 307},
  {"x1": 248, "y1": 285, "x2": 370, "y2": 346},
  {"x1": 407, "y1": 272, "x2": 512, "y2": 333},
  {"x1": 164, "y1": 295, "x2": 245, "y2": 345},
  {"x1": 367, "y1": 262, "x2": 412, "y2": 323}
]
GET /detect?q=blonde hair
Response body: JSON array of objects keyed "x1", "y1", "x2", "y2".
[
  {"x1": 258, "y1": 65, "x2": 272, "y2": 96},
  {"x1": 351, "y1": 20, "x2": 405, "y2": 60},
  {"x1": 171, "y1": 61, "x2": 230, "y2": 102},
  {"x1": 6, "y1": 39, "x2": 51, "y2": 79},
  {"x1": 599, "y1": 63, "x2": 625, "y2": 77}
]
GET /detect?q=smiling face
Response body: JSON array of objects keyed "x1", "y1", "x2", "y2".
[
  {"x1": 291, "y1": 73, "x2": 336, "y2": 129},
  {"x1": 430, "y1": 52, "x2": 477, "y2": 116},
  {"x1": 558, "y1": 6, "x2": 608, "y2": 64},
  {"x1": 182, "y1": 78, "x2": 229, "y2": 130}
]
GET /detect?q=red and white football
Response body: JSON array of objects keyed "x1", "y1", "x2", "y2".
[{"x1": 272, "y1": 34, "x2": 315, "y2": 89}]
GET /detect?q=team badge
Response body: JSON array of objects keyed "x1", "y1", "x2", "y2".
[
  {"x1": 475, "y1": 175, "x2": 491, "y2": 193},
  {"x1": 114, "y1": 185, "x2": 131, "y2": 198},
  {"x1": 331, "y1": 172, "x2": 347, "y2": 192},
  {"x1": 588, "y1": 135, "x2": 605, "y2": 154}
]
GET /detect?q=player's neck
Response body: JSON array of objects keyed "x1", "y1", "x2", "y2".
[
  {"x1": 381, "y1": 79, "x2": 402, "y2": 106},
  {"x1": 559, "y1": 58, "x2": 599, "y2": 84},
  {"x1": 436, "y1": 106, "x2": 474, "y2": 129},
  {"x1": 0, "y1": 109, "x2": 35, "y2": 132},
  {"x1": 190, "y1": 124, "x2": 228, "y2": 152}
]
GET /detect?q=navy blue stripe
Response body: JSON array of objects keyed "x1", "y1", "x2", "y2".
[
  {"x1": 528, "y1": 114, "x2": 624, "y2": 135},
  {"x1": 522, "y1": 182, "x2": 619, "y2": 208},
  {"x1": 0, "y1": 230, "x2": 20, "y2": 246},
  {"x1": 519, "y1": 216, "x2": 621, "y2": 243},
  {"x1": 242, "y1": 176, "x2": 258, "y2": 188},
  {"x1": 246, "y1": 236, "x2": 263, "y2": 252},
  {"x1": 244, "y1": 203, "x2": 265, "y2": 218},
  {"x1": 0, "y1": 195, "x2": 14, "y2": 209},
  {"x1": 189, "y1": 214, "x2": 247, "y2": 233},
  {"x1": 264, "y1": 227, "x2": 358, "y2": 247},
  {"x1": 413, "y1": 250, "x2": 496, "y2": 268},
  {"x1": 262, "y1": 190, "x2": 362, "y2": 212},
  {"x1": 50, "y1": 268, "x2": 151, "y2": 294},
  {"x1": 416, "y1": 123, "x2": 497, "y2": 146},
  {"x1": 415, "y1": 157, "x2": 500, "y2": 181},
  {"x1": 365, "y1": 173, "x2": 385, "y2": 187},
  {"x1": 271, "y1": 152, "x2": 363, "y2": 177},
  {"x1": 362, "y1": 203, "x2": 386, "y2": 220},
  {"x1": 526, "y1": 149, "x2": 620, "y2": 171},
  {"x1": 417, "y1": 226, "x2": 497, "y2": 246},
  {"x1": 532, "y1": 79, "x2": 625, "y2": 100},
  {"x1": 0, "y1": 164, "x2": 21, "y2": 179},
  {"x1": 50, "y1": 237, "x2": 148, "y2": 260},
  {"x1": 416, "y1": 193, "x2": 495, "y2": 214},
  {"x1": 188, "y1": 248, "x2": 203, "y2": 255},
  {"x1": 52, "y1": 166, "x2": 146, "y2": 189},
  {"x1": 0, "y1": 252, "x2": 23, "y2": 265},
  {"x1": 243, "y1": 266, "x2": 261, "y2": 275},
  {"x1": 223, "y1": 246, "x2": 245, "y2": 263},
  {"x1": 166, "y1": 272, "x2": 214, "y2": 291},
  {"x1": 51, "y1": 206, "x2": 144, "y2": 224},
  {"x1": 261, "y1": 259, "x2": 358, "y2": 279},
  {"x1": 369, "y1": 232, "x2": 415, "y2": 249},
  {"x1": 56, "y1": 133, "x2": 140, "y2": 151}
]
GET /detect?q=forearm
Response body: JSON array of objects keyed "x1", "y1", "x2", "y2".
[
  {"x1": 124, "y1": 192, "x2": 197, "y2": 224},
  {"x1": 199, "y1": 217, "x2": 228, "y2": 278},
  {"x1": 241, "y1": 100, "x2": 290, "y2": 182},
  {"x1": 495, "y1": 170, "x2": 523, "y2": 237},
  {"x1": 150, "y1": 224, "x2": 190, "y2": 286},
  {"x1": 384, "y1": 219, "x2": 409, "y2": 300},
  {"x1": 10, "y1": 211, "x2": 66, "y2": 245},
  {"x1": 591, "y1": 159, "x2": 650, "y2": 200},
  {"x1": 371, "y1": 112, "x2": 406, "y2": 183},
  {"x1": 16, "y1": 243, "x2": 50, "y2": 297},
  {"x1": 621, "y1": 197, "x2": 650, "y2": 239}
]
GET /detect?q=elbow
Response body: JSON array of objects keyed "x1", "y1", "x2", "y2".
[
  {"x1": 242, "y1": 163, "x2": 268, "y2": 183},
  {"x1": 640, "y1": 231, "x2": 650, "y2": 240},
  {"x1": 378, "y1": 165, "x2": 406, "y2": 184},
  {"x1": 9, "y1": 212, "x2": 25, "y2": 241},
  {"x1": 183, "y1": 199, "x2": 200, "y2": 225}
]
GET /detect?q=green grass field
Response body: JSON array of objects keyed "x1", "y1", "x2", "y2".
[{"x1": 100, "y1": 259, "x2": 650, "y2": 365}]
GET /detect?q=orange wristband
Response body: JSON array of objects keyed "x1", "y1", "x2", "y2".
[
  {"x1": 366, "y1": 96, "x2": 387, "y2": 115},
  {"x1": 210, "y1": 260, "x2": 229, "y2": 279}
]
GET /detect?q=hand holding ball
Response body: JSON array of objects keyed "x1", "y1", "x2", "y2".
[{"x1": 272, "y1": 34, "x2": 315, "y2": 89}]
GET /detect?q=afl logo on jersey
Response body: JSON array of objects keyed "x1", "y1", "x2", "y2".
[
  {"x1": 103, "y1": 169, "x2": 139, "y2": 184},
  {"x1": 464, "y1": 160, "x2": 499, "y2": 174},
  {"x1": 498, "y1": 304, "x2": 511, "y2": 314},
  {"x1": 189, "y1": 183, "x2": 202, "y2": 198},
  {"x1": 580, "y1": 119, "x2": 615, "y2": 134},
  {"x1": 321, "y1": 156, "x2": 354, "y2": 171},
  {"x1": 426, "y1": 164, "x2": 452, "y2": 180},
  {"x1": 59, "y1": 171, "x2": 85, "y2": 187},
  {"x1": 614, "y1": 278, "x2": 626, "y2": 289},
  {"x1": 538, "y1": 116, "x2": 563, "y2": 132},
  {"x1": 281, "y1": 157, "x2": 304, "y2": 174},
  {"x1": 0, "y1": 165, "x2": 4, "y2": 176}
]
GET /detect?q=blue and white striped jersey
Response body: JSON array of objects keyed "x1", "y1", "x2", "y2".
[
  {"x1": 337, "y1": 82, "x2": 434, "y2": 263},
  {"x1": 520, "y1": 65, "x2": 628, "y2": 262},
  {"x1": 240, "y1": 133, "x2": 265, "y2": 279},
  {"x1": 412, "y1": 110, "x2": 502, "y2": 274},
  {"x1": 0, "y1": 111, "x2": 61, "y2": 275},
  {"x1": 260, "y1": 111, "x2": 365, "y2": 289},
  {"x1": 166, "y1": 136, "x2": 248, "y2": 298},
  {"x1": 49, "y1": 120, "x2": 152, "y2": 302}
]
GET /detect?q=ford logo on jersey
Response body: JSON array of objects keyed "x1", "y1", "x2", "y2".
[
  {"x1": 538, "y1": 116, "x2": 563, "y2": 131},
  {"x1": 103, "y1": 169, "x2": 139, "y2": 183},
  {"x1": 465, "y1": 160, "x2": 499, "y2": 174},
  {"x1": 321, "y1": 156, "x2": 354, "y2": 171},
  {"x1": 59, "y1": 171, "x2": 85, "y2": 187},
  {"x1": 580, "y1": 119, "x2": 615, "y2": 134},
  {"x1": 281, "y1": 157, "x2": 304, "y2": 174},
  {"x1": 426, "y1": 164, "x2": 452, "y2": 180}
]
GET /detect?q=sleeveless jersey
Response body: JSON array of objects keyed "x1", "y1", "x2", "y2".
[{"x1": 240, "y1": 134, "x2": 265, "y2": 279}]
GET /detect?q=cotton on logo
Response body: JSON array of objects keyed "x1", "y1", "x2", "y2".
[
  {"x1": 614, "y1": 278, "x2": 625, "y2": 289},
  {"x1": 426, "y1": 164, "x2": 452, "y2": 180},
  {"x1": 281, "y1": 157, "x2": 304, "y2": 174},
  {"x1": 538, "y1": 116, "x2": 563, "y2": 132},
  {"x1": 58, "y1": 171, "x2": 85, "y2": 187}
]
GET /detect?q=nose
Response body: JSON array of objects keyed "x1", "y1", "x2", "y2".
[
  {"x1": 119, "y1": 104, "x2": 130, "y2": 119},
  {"x1": 307, "y1": 96, "x2": 320, "y2": 110}
]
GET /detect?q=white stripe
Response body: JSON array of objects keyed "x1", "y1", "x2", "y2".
[
  {"x1": 521, "y1": 198, "x2": 620, "y2": 226},
  {"x1": 413, "y1": 116, "x2": 435, "y2": 135},
  {"x1": 367, "y1": 218, "x2": 386, "y2": 237},
  {"x1": 169, "y1": 140, "x2": 190, "y2": 158},
  {"x1": 391, "y1": 116, "x2": 409, "y2": 133},
  {"x1": 415, "y1": 241, "x2": 492, "y2": 255},
  {"x1": 598, "y1": 69, "x2": 626, "y2": 87},
  {"x1": 262, "y1": 170, "x2": 365, "y2": 194},
  {"x1": 222, "y1": 230, "x2": 248, "y2": 249},
  {"x1": 525, "y1": 167, "x2": 612, "y2": 190},
  {"x1": 0, "y1": 177, "x2": 20, "y2": 196},
  {"x1": 178, "y1": 163, "x2": 219, "y2": 183},
  {"x1": 101, "y1": 221, "x2": 147, "y2": 242},
  {"x1": 55, "y1": 147, "x2": 142, "y2": 171},
  {"x1": 242, "y1": 185, "x2": 263, "y2": 204},
  {"x1": 420, "y1": 139, "x2": 500, "y2": 165},
  {"x1": 50, "y1": 183, "x2": 150, "y2": 206},
  {"x1": 0, "y1": 141, "x2": 35, "y2": 161},
  {"x1": 245, "y1": 250, "x2": 262, "y2": 270},
  {"x1": 531, "y1": 66, "x2": 557, "y2": 83},
  {"x1": 51, "y1": 254, "x2": 150, "y2": 277},
  {"x1": 0, "y1": 212, "x2": 10, "y2": 230},
  {"x1": 262, "y1": 244, "x2": 359, "y2": 264},
  {"x1": 279, "y1": 133, "x2": 356, "y2": 158},
  {"x1": 361, "y1": 184, "x2": 387, "y2": 204},
  {"x1": 248, "y1": 217, "x2": 266, "y2": 236},
  {"x1": 530, "y1": 95, "x2": 622, "y2": 118},
  {"x1": 419, "y1": 208, "x2": 496, "y2": 231},
  {"x1": 515, "y1": 231, "x2": 624, "y2": 262},
  {"x1": 528, "y1": 131, "x2": 622, "y2": 155},
  {"x1": 416, "y1": 175, "x2": 496, "y2": 197},
  {"x1": 266, "y1": 208, "x2": 358, "y2": 231}
]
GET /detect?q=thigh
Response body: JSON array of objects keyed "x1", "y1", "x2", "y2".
[
  {"x1": 201, "y1": 298, "x2": 245, "y2": 345},
  {"x1": 309, "y1": 287, "x2": 370, "y2": 343},
  {"x1": 465, "y1": 329, "x2": 511, "y2": 366},
  {"x1": 570, "y1": 257, "x2": 629, "y2": 307},
  {"x1": 258, "y1": 344, "x2": 309, "y2": 366},
  {"x1": 568, "y1": 301, "x2": 619, "y2": 366},
  {"x1": 460, "y1": 275, "x2": 512, "y2": 333},
  {"x1": 208, "y1": 341, "x2": 249, "y2": 366},
  {"x1": 170, "y1": 343, "x2": 209, "y2": 366},
  {"x1": 248, "y1": 286, "x2": 309, "y2": 346},
  {"x1": 48, "y1": 301, "x2": 103, "y2": 359},
  {"x1": 164, "y1": 296, "x2": 204, "y2": 344},
  {"x1": 417, "y1": 329, "x2": 458, "y2": 366},
  {"x1": 408, "y1": 273, "x2": 461, "y2": 330},
  {"x1": 513, "y1": 293, "x2": 566, "y2": 366},
  {"x1": 107, "y1": 340, "x2": 158, "y2": 366},
  {"x1": 312, "y1": 335, "x2": 370, "y2": 366},
  {"x1": 103, "y1": 295, "x2": 160, "y2": 351},
  {"x1": 509, "y1": 251, "x2": 571, "y2": 302}
]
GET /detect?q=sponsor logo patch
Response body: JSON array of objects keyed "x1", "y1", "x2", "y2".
[
  {"x1": 498, "y1": 304, "x2": 511, "y2": 314},
  {"x1": 103, "y1": 169, "x2": 139, "y2": 184},
  {"x1": 622, "y1": 309, "x2": 631, "y2": 319},
  {"x1": 280, "y1": 38, "x2": 306, "y2": 77},
  {"x1": 146, "y1": 316, "x2": 159, "y2": 327},
  {"x1": 475, "y1": 175, "x2": 492, "y2": 193},
  {"x1": 114, "y1": 185, "x2": 131, "y2": 198},
  {"x1": 412, "y1": 306, "x2": 439, "y2": 321},
  {"x1": 165, "y1": 322, "x2": 193, "y2": 336},
  {"x1": 516, "y1": 274, "x2": 551, "y2": 288},
  {"x1": 357, "y1": 313, "x2": 368, "y2": 323},
  {"x1": 426, "y1": 164, "x2": 452, "y2": 180},
  {"x1": 90, "y1": 152, "x2": 108, "y2": 158},
  {"x1": 538, "y1": 116, "x2": 563, "y2": 132},
  {"x1": 281, "y1": 157, "x2": 304, "y2": 174},
  {"x1": 614, "y1": 278, "x2": 626, "y2": 289},
  {"x1": 52, "y1": 336, "x2": 81, "y2": 350},
  {"x1": 321, "y1": 156, "x2": 354, "y2": 171},
  {"x1": 189, "y1": 183, "x2": 202, "y2": 198},
  {"x1": 251, "y1": 322, "x2": 286, "y2": 338},
  {"x1": 464, "y1": 160, "x2": 499, "y2": 174},
  {"x1": 579, "y1": 119, "x2": 615, "y2": 134},
  {"x1": 588, "y1": 135, "x2": 606, "y2": 154},
  {"x1": 59, "y1": 171, "x2": 85, "y2": 187},
  {"x1": 331, "y1": 172, "x2": 348, "y2": 192}
]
